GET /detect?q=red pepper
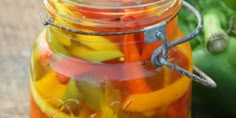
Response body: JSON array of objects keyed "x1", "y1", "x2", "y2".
[
  {"x1": 123, "y1": 34, "x2": 152, "y2": 93},
  {"x1": 54, "y1": 57, "x2": 152, "y2": 81},
  {"x1": 56, "y1": 73, "x2": 70, "y2": 84},
  {"x1": 30, "y1": 93, "x2": 50, "y2": 118},
  {"x1": 69, "y1": 6, "x2": 122, "y2": 20},
  {"x1": 54, "y1": 57, "x2": 92, "y2": 78}
]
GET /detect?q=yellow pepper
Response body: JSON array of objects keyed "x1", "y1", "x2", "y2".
[
  {"x1": 48, "y1": 27, "x2": 72, "y2": 47},
  {"x1": 122, "y1": 75, "x2": 191, "y2": 112},
  {"x1": 31, "y1": 78, "x2": 81, "y2": 118},
  {"x1": 68, "y1": 44, "x2": 123, "y2": 62},
  {"x1": 54, "y1": 1, "x2": 81, "y2": 18},
  {"x1": 101, "y1": 105, "x2": 118, "y2": 118},
  {"x1": 35, "y1": 71, "x2": 66, "y2": 106},
  {"x1": 35, "y1": 71, "x2": 66, "y2": 98},
  {"x1": 75, "y1": 34, "x2": 120, "y2": 50}
]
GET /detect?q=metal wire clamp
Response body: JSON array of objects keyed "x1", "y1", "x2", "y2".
[
  {"x1": 149, "y1": 2, "x2": 216, "y2": 88},
  {"x1": 40, "y1": 1, "x2": 217, "y2": 88}
]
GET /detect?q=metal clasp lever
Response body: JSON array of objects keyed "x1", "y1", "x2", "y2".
[
  {"x1": 39, "y1": 1, "x2": 216, "y2": 88},
  {"x1": 145, "y1": 1, "x2": 217, "y2": 88}
]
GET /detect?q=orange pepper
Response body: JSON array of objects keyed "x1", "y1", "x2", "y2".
[
  {"x1": 122, "y1": 28, "x2": 193, "y2": 112},
  {"x1": 123, "y1": 34, "x2": 151, "y2": 93},
  {"x1": 30, "y1": 93, "x2": 50, "y2": 118},
  {"x1": 141, "y1": 41, "x2": 162, "y2": 61},
  {"x1": 44, "y1": 0, "x2": 56, "y2": 17},
  {"x1": 166, "y1": 17, "x2": 178, "y2": 40},
  {"x1": 167, "y1": 30, "x2": 192, "y2": 118},
  {"x1": 167, "y1": 83, "x2": 192, "y2": 118}
]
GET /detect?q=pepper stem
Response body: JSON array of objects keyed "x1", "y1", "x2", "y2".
[{"x1": 203, "y1": 9, "x2": 229, "y2": 53}]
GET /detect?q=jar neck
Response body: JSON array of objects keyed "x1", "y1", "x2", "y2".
[{"x1": 43, "y1": 0, "x2": 182, "y2": 32}]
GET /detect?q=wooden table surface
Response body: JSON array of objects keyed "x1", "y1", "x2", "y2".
[{"x1": 0, "y1": 0, "x2": 43, "y2": 117}]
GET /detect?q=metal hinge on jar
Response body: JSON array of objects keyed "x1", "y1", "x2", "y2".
[{"x1": 40, "y1": 1, "x2": 217, "y2": 88}]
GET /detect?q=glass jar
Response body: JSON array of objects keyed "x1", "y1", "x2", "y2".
[{"x1": 30, "y1": 0, "x2": 193, "y2": 118}]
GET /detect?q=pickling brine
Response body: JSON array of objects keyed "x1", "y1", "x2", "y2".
[{"x1": 30, "y1": 0, "x2": 192, "y2": 118}]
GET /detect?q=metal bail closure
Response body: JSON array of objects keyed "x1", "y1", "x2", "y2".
[
  {"x1": 144, "y1": 22, "x2": 167, "y2": 44},
  {"x1": 145, "y1": 1, "x2": 217, "y2": 88},
  {"x1": 39, "y1": 1, "x2": 216, "y2": 88}
]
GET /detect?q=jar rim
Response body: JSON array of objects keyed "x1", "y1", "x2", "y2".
[
  {"x1": 43, "y1": 0, "x2": 182, "y2": 32},
  {"x1": 58, "y1": 0, "x2": 176, "y2": 9}
]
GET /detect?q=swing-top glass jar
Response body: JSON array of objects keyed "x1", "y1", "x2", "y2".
[{"x1": 30, "y1": 0, "x2": 194, "y2": 117}]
